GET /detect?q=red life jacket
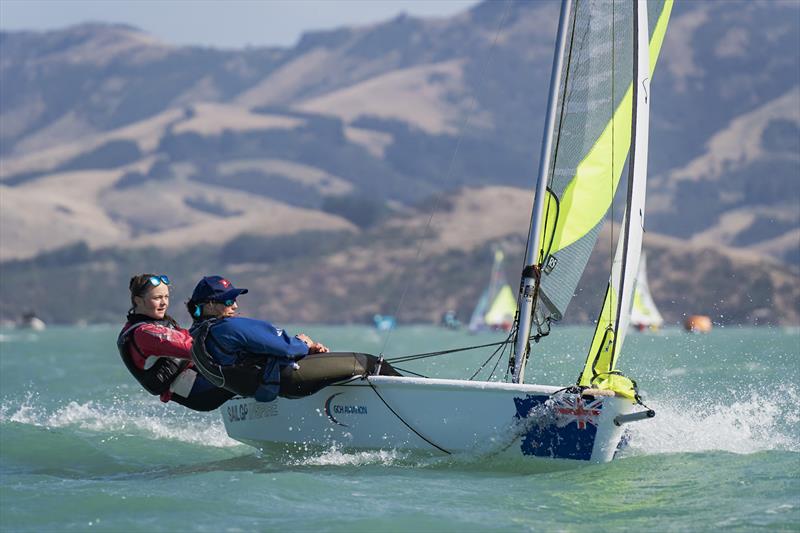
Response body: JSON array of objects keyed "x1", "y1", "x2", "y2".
[{"x1": 117, "y1": 317, "x2": 190, "y2": 397}]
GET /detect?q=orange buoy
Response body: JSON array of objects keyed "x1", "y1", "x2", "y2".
[{"x1": 684, "y1": 315, "x2": 712, "y2": 333}]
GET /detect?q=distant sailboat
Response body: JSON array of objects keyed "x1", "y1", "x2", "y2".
[
  {"x1": 630, "y1": 253, "x2": 663, "y2": 332},
  {"x1": 19, "y1": 312, "x2": 46, "y2": 331},
  {"x1": 468, "y1": 250, "x2": 517, "y2": 333}
]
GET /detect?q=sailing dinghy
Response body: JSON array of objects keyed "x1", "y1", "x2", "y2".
[
  {"x1": 222, "y1": 0, "x2": 673, "y2": 464},
  {"x1": 468, "y1": 249, "x2": 517, "y2": 333},
  {"x1": 631, "y1": 252, "x2": 665, "y2": 332}
]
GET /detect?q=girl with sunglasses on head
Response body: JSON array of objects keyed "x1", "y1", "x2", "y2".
[
  {"x1": 187, "y1": 275, "x2": 400, "y2": 404},
  {"x1": 117, "y1": 274, "x2": 234, "y2": 411}
]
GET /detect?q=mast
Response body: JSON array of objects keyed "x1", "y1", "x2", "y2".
[{"x1": 512, "y1": 0, "x2": 572, "y2": 383}]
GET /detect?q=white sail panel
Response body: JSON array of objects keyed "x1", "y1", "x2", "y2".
[{"x1": 630, "y1": 253, "x2": 664, "y2": 329}]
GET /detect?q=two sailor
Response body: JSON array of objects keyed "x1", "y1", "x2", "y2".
[{"x1": 118, "y1": 274, "x2": 396, "y2": 411}]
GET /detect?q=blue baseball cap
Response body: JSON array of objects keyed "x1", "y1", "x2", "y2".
[{"x1": 190, "y1": 276, "x2": 248, "y2": 304}]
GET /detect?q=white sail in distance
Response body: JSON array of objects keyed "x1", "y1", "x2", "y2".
[{"x1": 630, "y1": 252, "x2": 664, "y2": 330}]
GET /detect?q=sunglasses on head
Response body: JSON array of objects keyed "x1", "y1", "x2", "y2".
[{"x1": 148, "y1": 275, "x2": 170, "y2": 287}]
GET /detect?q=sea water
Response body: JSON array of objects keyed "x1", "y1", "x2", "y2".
[{"x1": 0, "y1": 325, "x2": 798, "y2": 532}]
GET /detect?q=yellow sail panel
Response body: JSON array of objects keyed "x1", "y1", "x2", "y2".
[
  {"x1": 578, "y1": 284, "x2": 639, "y2": 401},
  {"x1": 632, "y1": 290, "x2": 649, "y2": 317},
  {"x1": 540, "y1": 0, "x2": 674, "y2": 257},
  {"x1": 484, "y1": 284, "x2": 517, "y2": 326},
  {"x1": 578, "y1": 283, "x2": 617, "y2": 386},
  {"x1": 548, "y1": 96, "x2": 633, "y2": 253}
]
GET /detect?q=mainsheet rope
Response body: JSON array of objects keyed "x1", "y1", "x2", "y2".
[{"x1": 384, "y1": 329, "x2": 554, "y2": 382}]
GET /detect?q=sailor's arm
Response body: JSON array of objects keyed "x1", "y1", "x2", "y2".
[{"x1": 230, "y1": 317, "x2": 310, "y2": 361}]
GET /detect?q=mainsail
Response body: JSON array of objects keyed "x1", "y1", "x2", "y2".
[
  {"x1": 513, "y1": 0, "x2": 673, "y2": 383},
  {"x1": 630, "y1": 252, "x2": 664, "y2": 330}
]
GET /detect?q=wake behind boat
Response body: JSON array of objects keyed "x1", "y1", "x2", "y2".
[{"x1": 222, "y1": 0, "x2": 673, "y2": 464}]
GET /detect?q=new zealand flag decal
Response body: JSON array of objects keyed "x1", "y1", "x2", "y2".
[{"x1": 513, "y1": 393, "x2": 602, "y2": 461}]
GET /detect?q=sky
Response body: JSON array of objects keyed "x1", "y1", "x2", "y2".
[{"x1": 0, "y1": 0, "x2": 480, "y2": 49}]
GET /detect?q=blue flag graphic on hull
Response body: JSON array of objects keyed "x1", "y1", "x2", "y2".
[{"x1": 513, "y1": 394, "x2": 603, "y2": 461}]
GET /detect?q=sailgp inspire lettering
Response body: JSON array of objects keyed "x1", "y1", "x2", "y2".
[{"x1": 227, "y1": 404, "x2": 248, "y2": 422}]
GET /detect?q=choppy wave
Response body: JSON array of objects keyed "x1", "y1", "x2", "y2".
[
  {"x1": 0, "y1": 392, "x2": 238, "y2": 449},
  {"x1": 626, "y1": 383, "x2": 800, "y2": 455}
]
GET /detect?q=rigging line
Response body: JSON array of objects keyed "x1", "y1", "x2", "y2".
[
  {"x1": 389, "y1": 330, "x2": 545, "y2": 365},
  {"x1": 488, "y1": 334, "x2": 513, "y2": 379},
  {"x1": 468, "y1": 332, "x2": 512, "y2": 380},
  {"x1": 508, "y1": 320, "x2": 521, "y2": 380},
  {"x1": 608, "y1": 0, "x2": 616, "y2": 328},
  {"x1": 366, "y1": 378, "x2": 451, "y2": 455},
  {"x1": 470, "y1": 334, "x2": 513, "y2": 381},
  {"x1": 390, "y1": 366, "x2": 429, "y2": 378},
  {"x1": 515, "y1": 4, "x2": 579, "y2": 377},
  {"x1": 504, "y1": 321, "x2": 521, "y2": 381},
  {"x1": 377, "y1": 0, "x2": 515, "y2": 358},
  {"x1": 386, "y1": 338, "x2": 512, "y2": 363}
]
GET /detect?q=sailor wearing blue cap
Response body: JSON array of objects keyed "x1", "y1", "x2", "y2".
[
  {"x1": 187, "y1": 275, "x2": 401, "y2": 403},
  {"x1": 187, "y1": 276, "x2": 330, "y2": 402}
]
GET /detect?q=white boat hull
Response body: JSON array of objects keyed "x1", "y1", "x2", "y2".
[{"x1": 221, "y1": 376, "x2": 634, "y2": 463}]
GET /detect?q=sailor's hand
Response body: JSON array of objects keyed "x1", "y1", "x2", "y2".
[
  {"x1": 309, "y1": 342, "x2": 329, "y2": 354},
  {"x1": 296, "y1": 334, "x2": 329, "y2": 353}
]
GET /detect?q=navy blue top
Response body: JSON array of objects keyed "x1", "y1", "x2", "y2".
[
  {"x1": 193, "y1": 316, "x2": 309, "y2": 402},
  {"x1": 206, "y1": 317, "x2": 309, "y2": 364}
]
